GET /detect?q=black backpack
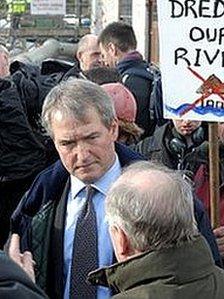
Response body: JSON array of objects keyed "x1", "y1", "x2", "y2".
[{"x1": 122, "y1": 62, "x2": 167, "y2": 127}]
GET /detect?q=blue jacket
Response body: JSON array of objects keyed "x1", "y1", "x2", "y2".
[
  {"x1": 11, "y1": 143, "x2": 144, "y2": 239},
  {"x1": 10, "y1": 143, "x2": 144, "y2": 297}
]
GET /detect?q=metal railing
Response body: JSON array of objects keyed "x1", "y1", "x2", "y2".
[{"x1": 0, "y1": 1, "x2": 91, "y2": 54}]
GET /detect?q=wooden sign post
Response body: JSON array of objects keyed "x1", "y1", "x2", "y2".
[{"x1": 209, "y1": 122, "x2": 220, "y2": 228}]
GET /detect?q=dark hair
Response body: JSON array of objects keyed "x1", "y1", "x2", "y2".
[
  {"x1": 83, "y1": 66, "x2": 122, "y2": 85},
  {"x1": 98, "y1": 22, "x2": 137, "y2": 52}
]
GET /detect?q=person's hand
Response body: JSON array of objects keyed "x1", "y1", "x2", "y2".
[
  {"x1": 213, "y1": 226, "x2": 224, "y2": 258},
  {"x1": 8, "y1": 233, "x2": 36, "y2": 282}
]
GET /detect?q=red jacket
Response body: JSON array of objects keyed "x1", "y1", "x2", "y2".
[{"x1": 194, "y1": 164, "x2": 224, "y2": 226}]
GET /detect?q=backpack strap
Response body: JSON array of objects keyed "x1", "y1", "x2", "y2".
[
  {"x1": 121, "y1": 65, "x2": 154, "y2": 82},
  {"x1": 121, "y1": 64, "x2": 156, "y2": 120}
]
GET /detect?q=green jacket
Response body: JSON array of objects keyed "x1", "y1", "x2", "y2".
[
  {"x1": 88, "y1": 236, "x2": 224, "y2": 299},
  {"x1": 31, "y1": 200, "x2": 56, "y2": 292}
]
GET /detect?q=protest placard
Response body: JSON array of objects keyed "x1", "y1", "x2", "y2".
[{"x1": 157, "y1": 0, "x2": 224, "y2": 121}]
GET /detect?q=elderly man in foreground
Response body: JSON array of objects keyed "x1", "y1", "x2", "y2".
[{"x1": 88, "y1": 161, "x2": 224, "y2": 299}]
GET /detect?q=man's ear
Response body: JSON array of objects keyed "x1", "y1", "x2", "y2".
[
  {"x1": 76, "y1": 51, "x2": 83, "y2": 63},
  {"x1": 109, "y1": 225, "x2": 132, "y2": 262},
  {"x1": 107, "y1": 42, "x2": 118, "y2": 56},
  {"x1": 110, "y1": 118, "x2": 119, "y2": 142}
]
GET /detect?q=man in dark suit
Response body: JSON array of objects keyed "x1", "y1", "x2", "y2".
[{"x1": 8, "y1": 78, "x2": 144, "y2": 298}]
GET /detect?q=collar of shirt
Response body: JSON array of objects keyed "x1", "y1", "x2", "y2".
[{"x1": 70, "y1": 153, "x2": 121, "y2": 199}]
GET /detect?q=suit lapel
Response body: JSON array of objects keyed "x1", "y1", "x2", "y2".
[{"x1": 49, "y1": 178, "x2": 70, "y2": 299}]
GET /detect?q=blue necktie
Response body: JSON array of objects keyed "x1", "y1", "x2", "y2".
[{"x1": 69, "y1": 185, "x2": 98, "y2": 299}]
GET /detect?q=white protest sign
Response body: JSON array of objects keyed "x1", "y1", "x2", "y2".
[
  {"x1": 157, "y1": 0, "x2": 224, "y2": 121},
  {"x1": 31, "y1": 0, "x2": 66, "y2": 15}
]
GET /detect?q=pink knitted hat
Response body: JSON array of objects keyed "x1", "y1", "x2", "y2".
[{"x1": 102, "y1": 82, "x2": 137, "y2": 122}]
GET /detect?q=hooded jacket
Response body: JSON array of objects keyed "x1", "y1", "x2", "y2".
[{"x1": 88, "y1": 236, "x2": 224, "y2": 299}]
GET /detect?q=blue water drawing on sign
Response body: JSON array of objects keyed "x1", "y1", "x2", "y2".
[{"x1": 166, "y1": 103, "x2": 224, "y2": 117}]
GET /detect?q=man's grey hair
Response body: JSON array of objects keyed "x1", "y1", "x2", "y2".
[
  {"x1": 42, "y1": 78, "x2": 116, "y2": 137},
  {"x1": 106, "y1": 161, "x2": 198, "y2": 252},
  {"x1": 77, "y1": 34, "x2": 97, "y2": 54}
]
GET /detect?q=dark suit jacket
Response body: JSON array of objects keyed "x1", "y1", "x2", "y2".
[{"x1": 11, "y1": 143, "x2": 144, "y2": 298}]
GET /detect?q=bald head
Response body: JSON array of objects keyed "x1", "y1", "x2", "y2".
[
  {"x1": 106, "y1": 161, "x2": 198, "y2": 255},
  {"x1": 76, "y1": 34, "x2": 101, "y2": 71}
]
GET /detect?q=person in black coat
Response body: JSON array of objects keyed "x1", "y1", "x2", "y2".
[
  {"x1": 0, "y1": 250, "x2": 46, "y2": 298},
  {"x1": 8, "y1": 79, "x2": 145, "y2": 298},
  {"x1": 0, "y1": 62, "x2": 60, "y2": 249},
  {"x1": 98, "y1": 22, "x2": 165, "y2": 138}
]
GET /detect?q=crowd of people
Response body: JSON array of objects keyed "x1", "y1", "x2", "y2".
[{"x1": 0, "y1": 21, "x2": 224, "y2": 299}]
